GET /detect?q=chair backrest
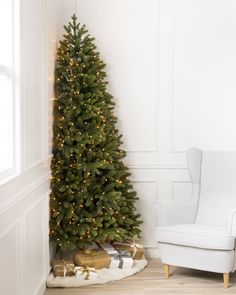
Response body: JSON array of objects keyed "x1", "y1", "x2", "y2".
[{"x1": 189, "y1": 149, "x2": 236, "y2": 226}]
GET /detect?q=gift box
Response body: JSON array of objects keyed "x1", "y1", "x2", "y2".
[
  {"x1": 110, "y1": 250, "x2": 133, "y2": 269},
  {"x1": 74, "y1": 248, "x2": 110, "y2": 269},
  {"x1": 75, "y1": 266, "x2": 98, "y2": 280},
  {"x1": 52, "y1": 259, "x2": 75, "y2": 277},
  {"x1": 98, "y1": 242, "x2": 133, "y2": 269},
  {"x1": 113, "y1": 240, "x2": 145, "y2": 260}
]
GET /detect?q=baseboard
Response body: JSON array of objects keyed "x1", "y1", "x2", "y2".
[
  {"x1": 35, "y1": 278, "x2": 46, "y2": 295},
  {"x1": 145, "y1": 247, "x2": 160, "y2": 258}
]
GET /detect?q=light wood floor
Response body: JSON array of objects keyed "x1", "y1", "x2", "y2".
[{"x1": 44, "y1": 259, "x2": 236, "y2": 295}]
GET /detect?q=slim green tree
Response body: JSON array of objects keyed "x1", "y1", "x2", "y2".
[{"x1": 50, "y1": 15, "x2": 142, "y2": 250}]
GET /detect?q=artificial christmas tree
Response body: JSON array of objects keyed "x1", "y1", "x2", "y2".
[{"x1": 50, "y1": 15, "x2": 142, "y2": 250}]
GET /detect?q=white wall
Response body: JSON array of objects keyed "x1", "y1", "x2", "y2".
[
  {"x1": 63, "y1": 0, "x2": 236, "y2": 257},
  {"x1": 0, "y1": 1, "x2": 61, "y2": 294}
]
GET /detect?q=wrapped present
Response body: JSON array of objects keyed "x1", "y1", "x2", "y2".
[
  {"x1": 74, "y1": 248, "x2": 110, "y2": 269},
  {"x1": 98, "y1": 242, "x2": 120, "y2": 269},
  {"x1": 111, "y1": 250, "x2": 133, "y2": 269},
  {"x1": 127, "y1": 239, "x2": 145, "y2": 260},
  {"x1": 52, "y1": 259, "x2": 75, "y2": 277},
  {"x1": 75, "y1": 266, "x2": 98, "y2": 280},
  {"x1": 113, "y1": 240, "x2": 144, "y2": 260}
]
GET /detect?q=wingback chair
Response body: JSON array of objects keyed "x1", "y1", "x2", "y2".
[{"x1": 154, "y1": 148, "x2": 236, "y2": 288}]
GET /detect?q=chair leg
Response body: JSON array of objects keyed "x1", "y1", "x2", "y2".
[
  {"x1": 223, "y1": 273, "x2": 230, "y2": 288},
  {"x1": 163, "y1": 264, "x2": 169, "y2": 278}
]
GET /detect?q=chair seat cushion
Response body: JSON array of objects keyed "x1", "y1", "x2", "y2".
[{"x1": 156, "y1": 224, "x2": 235, "y2": 250}]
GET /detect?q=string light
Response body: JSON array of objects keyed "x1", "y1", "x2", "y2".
[{"x1": 50, "y1": 18, "x2": 142, "y2": 249}]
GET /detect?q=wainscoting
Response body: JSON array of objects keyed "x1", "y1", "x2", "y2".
[{"x1": 0, "y1": 176, "x2": 50, "y2": 295}]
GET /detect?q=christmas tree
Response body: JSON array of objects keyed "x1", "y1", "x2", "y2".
[{"x1": 50, "y1": 15, "x2": 142, "y2": 250}]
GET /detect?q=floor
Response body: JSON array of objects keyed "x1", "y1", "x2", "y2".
[{"x1": 44, "y1": 259, "x2": 236, "y2": 295}]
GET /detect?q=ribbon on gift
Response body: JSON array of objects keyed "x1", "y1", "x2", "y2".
[
  {"x1": 114, "y1": 240, "x2": 143, "y2": 259},
  {"x1": 75, "y1": 266, "x2": 97, "y2": 280},
  {"x1": 109, "y1": 250, "x2": 131, "y2": 269}
]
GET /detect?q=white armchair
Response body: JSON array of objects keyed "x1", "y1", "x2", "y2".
[{"x1": 154, "y1": 148, "x2": 236, "y2": 287}]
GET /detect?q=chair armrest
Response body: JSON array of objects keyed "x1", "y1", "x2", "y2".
[
  {"x1": 153, "y1": 200, "x2": 198, "y2": 226},
  {"x1": 228, "y1": 209, "x2": 236, "y2": 236}
]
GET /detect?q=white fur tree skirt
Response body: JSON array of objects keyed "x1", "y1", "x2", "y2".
[{"x1": 46, "y1": 258, "x2": 148, "y2": 288}]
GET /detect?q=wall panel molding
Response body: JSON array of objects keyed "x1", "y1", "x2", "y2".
[
  {"x1": 0, "y1": 191, "x2": 50, "y2": 295},
  {"x1": 0, "y1": 225, "x2": 20, "y2": 295},
  {"x1": 128, "y1": 165, "x2": 187, "y2": 170},
  {"x1": 76, "y1": 0, "x2": 160, "y2": 153},
  {"x1": 171, "y1": 0, "x2": 236, "y2": 152},
  {"x1": 25, "y1": 198, "x2": 47, "y2": 295},
  {"x1": 0, "y1": 183, "x2": 50, "y2": 239},
  {"x1": 0, "y1": 160, "x2": 50, "y2": 213}
]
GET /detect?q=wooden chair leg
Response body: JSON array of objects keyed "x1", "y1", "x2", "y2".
[
  {"x1": 163, "y1": 264, "x2": 169, "y2": 278},
  {"x1": 223, "y1": 273, "x2": 230, "y2": 288}
]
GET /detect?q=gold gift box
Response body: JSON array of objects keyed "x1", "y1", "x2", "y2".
[
  {"x1": 52, "y1": 259, "x2": 75, "y2": 277},
  {"x1": 74, "y1": 249, "x2": 111, "y2": 269}
]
